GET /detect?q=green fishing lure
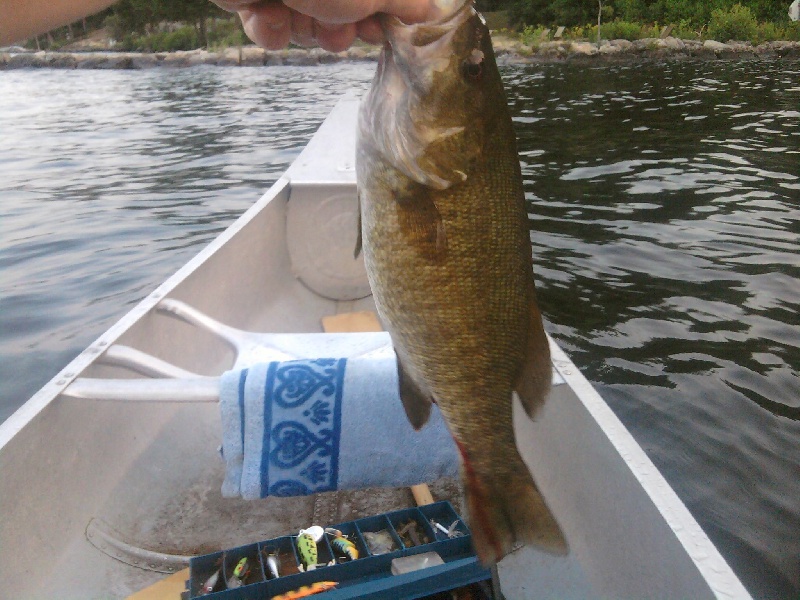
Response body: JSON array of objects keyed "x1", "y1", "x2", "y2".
[{"x1": 296, "y1": 532, "x2": 318, "y2": 569}]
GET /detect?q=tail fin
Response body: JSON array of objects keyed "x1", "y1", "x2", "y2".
[{"x1": 462, "y1": 452, "x2": 567, "y2": 565}]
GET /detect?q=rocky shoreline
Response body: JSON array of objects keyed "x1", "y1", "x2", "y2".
[{"x1": 2, "y1": 37, "x2": 799, "y2": 69}]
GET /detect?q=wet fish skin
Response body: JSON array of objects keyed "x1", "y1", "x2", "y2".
[{"x1": 356, "y1": 1, "x2": 566, "y2": 564}]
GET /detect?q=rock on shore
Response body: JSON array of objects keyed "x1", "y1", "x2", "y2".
[
  {"x1": 0, "y1": 45, "x2": 381, "y2": 70},
  {"x1": 1, "y1": 38, "x2": 798, "y2": 70}
]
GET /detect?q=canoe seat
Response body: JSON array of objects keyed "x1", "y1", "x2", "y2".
[{"x1": 286, "y1": 184, "x2": 372, "y2": 301}]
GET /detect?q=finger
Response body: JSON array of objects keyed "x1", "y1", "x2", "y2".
[
  {"x1": 282, "y1": 0, "x2": 379, "y2": 24},
  {"x1": 212, "y1": 0, "x2": 258, "y2": 11},
  {"x1": 315, "y1": 21, "x2": 358, "y2": 53},
  {"x1": 381, "y1": 0, "x2": 432, "y2": 24},
  {"x1": 282, "y1": 0, "x2": 433, "y2": 25},
  {"x1": 290, "y1": 11, "x2": 316, "y2": 47},
  {"x1": 356, "y1": 17, "x2": 385, "y2": 46},
  {"x1": 239, "y1": 2, "x2": 291, "y2": 50}
]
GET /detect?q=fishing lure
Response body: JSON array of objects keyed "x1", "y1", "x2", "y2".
[
  {"x1": 299, "y1": 525, "x2": 324, "y2": 542},
  {"x1": 227, "y1": 557, "x2": 250, "y2": 589},
  {"x1": 271, "y1": 581, "x2": 337, "y2": 600},
  {"x1": 265, "y1": 552, "x2": 280, "y2": 579},
  {"x1": 431, "y1": 519, "x2": 464, "y2": 539},
  {"x1": 329, "y1": 534, "x2": 358, "y2": 561},
  {"x1": 200, "y1": 568, "x2": 220, "y2": 595},
  {"x1": 296, "y1": 532, "x2": 318, "y2": 570},
  {"x1": 233, "y1": 557, "x2": 250, "y2": 580}
]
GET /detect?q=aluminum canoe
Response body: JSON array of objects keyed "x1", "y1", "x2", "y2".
[{"x1": 0, "y1": 97, "x2": 751, "y2": 600}]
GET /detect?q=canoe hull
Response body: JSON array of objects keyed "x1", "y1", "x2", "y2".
[{"x1": 0, "y1": 97, "x2": 750, "y2": 599}]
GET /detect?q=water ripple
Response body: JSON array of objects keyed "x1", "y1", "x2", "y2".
[
  {"x1": 510, "y1": 58, "x2": 800, "y2": 598},
  {"x1": 0, "y1": 64, "x2": 374, "y2": 422}
]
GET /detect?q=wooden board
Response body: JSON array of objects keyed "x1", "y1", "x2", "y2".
[
  {"x1": 125, "y1": 568, "x2": 189, "y2": 600},
  {"x1": 321, "y1": 311, "x2": 382, "y2": 333}
]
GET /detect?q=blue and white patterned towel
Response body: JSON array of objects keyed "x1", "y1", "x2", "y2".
[{"x1": 219, "y1": 356, "x2": 459, "y2": 499}]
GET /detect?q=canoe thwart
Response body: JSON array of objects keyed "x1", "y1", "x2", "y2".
[
  {"x1": 156, "y1": 298, "x2": 248, "y2": 357},
  {"x1": 61, "y1": 300, "x2": 563, "y2": 404},
  {"x1": 62, "y1": 300, "x2": 393, "y2": 402},
  {"x1": 157, "y1": 299, "x2": 393, "y2": 368},
  {"x1": 62, "y1": 376, "x2": 220, "y2": 402},
  {"x1": 101, "y1": 345, "x2": 202, "y2": 379}
]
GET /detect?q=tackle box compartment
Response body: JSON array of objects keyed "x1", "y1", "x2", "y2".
[{"x1": 183, "y1": 501, "x2": 492, "y2": 599}]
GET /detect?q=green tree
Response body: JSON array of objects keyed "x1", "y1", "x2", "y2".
[
  {"x1": 158, "y1": 0, "x2": 226, "y2": 47},
  {"x1": 110, "y1": 0, "x2": 225, "y2": 47},
  {"x1": 109, "y1": 0, "x2": 159, "y2": 37}
]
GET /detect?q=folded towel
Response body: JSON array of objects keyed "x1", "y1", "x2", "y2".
[{"x1": 220, "y1": 355, "x2": 459, "y2": 499}]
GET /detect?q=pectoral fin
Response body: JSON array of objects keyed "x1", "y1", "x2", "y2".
[
  {"x1": 515, "y1": 295, "x2": 552, "y2": 419},
  {"x1": 396, "y1": 354, "x2": 433, "y2": 430},
  {"x1": 354, "y1": 190, "x2": 363, "y2": 259},
  {"x1": 396, "y1": 185, "x2": 447, "y2": 255}
]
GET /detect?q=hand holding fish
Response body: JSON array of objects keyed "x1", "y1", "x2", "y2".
[
  {"x1": 1, "y1": 0, "x2": 436, "y2": 49},
  {"x1": 211, "y1": 0, "x2": 435, "y2": 51}
]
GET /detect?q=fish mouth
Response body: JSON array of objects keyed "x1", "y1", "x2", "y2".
[
  {"x1": 382, "y1": 0, "x2": 477, "y2": 50},
  {"x1": 360, "y1": 0, "x2": 485, "y2": 190}
]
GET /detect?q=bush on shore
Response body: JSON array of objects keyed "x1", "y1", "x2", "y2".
[
  {"x1": 708, "y1": 4, "x2": 757, "y2": 43},
  {"x1": 121, "y1": 25, "x2": 198, "y2": 52},
  {"x1": 520, "y1": 4, "x2": 800, "y2": 46},
  {"x1": 115, "y1": 18, "x2": 248, "y2": 52}
]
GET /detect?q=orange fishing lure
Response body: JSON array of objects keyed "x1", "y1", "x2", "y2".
[{"x1": 271, "y1": 581, "x2": 337, "y2": 600}]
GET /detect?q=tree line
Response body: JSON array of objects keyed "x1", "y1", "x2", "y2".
[
  {"x1": 24, "y1": 0, "x2": 796, "y2": 50},
  {"x1": 106, "y1": 0, "x2": 798, "y2": 32},
  {"x1": 479, "y1": 0, "x2": 792, "y2": 28}
]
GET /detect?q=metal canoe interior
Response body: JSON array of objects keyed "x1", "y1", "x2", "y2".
[{"x1": 0, "y1": 98, "x2": 748, "y2": 600}]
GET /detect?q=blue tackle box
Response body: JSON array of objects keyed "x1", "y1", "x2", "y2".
[{"x1": 183, "y1": 501, "x2": 492, "y2": 599}]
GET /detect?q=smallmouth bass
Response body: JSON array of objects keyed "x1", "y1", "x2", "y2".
[{"x1": 356, "y1": 0, "x2": 567, "y2": 563}]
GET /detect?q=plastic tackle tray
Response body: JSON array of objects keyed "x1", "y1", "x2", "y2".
[{"x1": 183, "y1": 501, "x2": 491, "y2": 599}]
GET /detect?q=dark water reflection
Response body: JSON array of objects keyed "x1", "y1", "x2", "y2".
[
  {"x1": 1, "y1": 59, "x2": 798, "y2": 598},
  {"x1": 507, "y1": 59, "x2": 799, "y2": 598},
  {"x1": 0, "y1": 65, "x2": 375, "y2": 419}
]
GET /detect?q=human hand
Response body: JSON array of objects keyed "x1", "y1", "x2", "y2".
[{"x1": 211, "y1": 1, "x2": 435, "y2": 52}]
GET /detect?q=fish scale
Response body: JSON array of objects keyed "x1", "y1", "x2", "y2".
[{"x1": 356, "y1": 0, "x2": 566, "y2": 564}]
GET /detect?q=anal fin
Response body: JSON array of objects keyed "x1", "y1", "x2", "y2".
[{"x1": 515, "y1": 294, "x2": 552, "y2": 419}]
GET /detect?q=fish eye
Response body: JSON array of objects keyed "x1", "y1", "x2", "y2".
[{"x1": 462, "y1": 60, "x2": 483, "y2": 81}]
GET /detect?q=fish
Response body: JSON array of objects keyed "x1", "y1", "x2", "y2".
[{"x1": 355, "y1": 0, "x2": 567, "y2": 564}]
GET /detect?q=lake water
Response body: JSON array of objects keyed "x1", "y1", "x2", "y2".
[{"x1": 1, "y1": 58, "x2": 798, "y2": 598}]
